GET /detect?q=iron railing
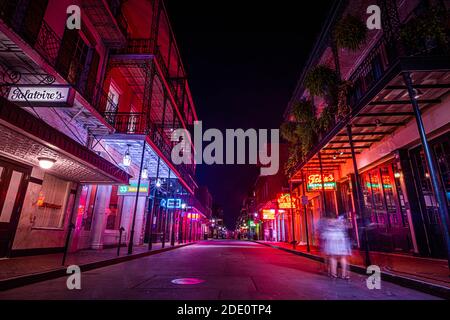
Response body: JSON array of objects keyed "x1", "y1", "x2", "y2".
[{"x1": 107, "y1": 0, "x2": 129, "y2": 38}]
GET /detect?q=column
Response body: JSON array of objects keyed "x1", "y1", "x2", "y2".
[{"x1": 90, "y1": 185, "x2": 112, "y2": 250}]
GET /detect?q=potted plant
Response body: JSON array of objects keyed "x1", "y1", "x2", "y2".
[{"x1": 333, "y1": 14, "x2": 368, "y2": 51}]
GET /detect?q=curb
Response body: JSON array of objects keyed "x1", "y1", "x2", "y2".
[
  {"x1": 0, "y1": 243, "x2": 194, "y2": 292},
  {"x1": 255, "y1": 241, "x2": 450, "y2": 299}
]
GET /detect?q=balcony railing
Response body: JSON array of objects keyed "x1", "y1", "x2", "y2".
[
  {"x1": 115, "y1": 38, "x2": 182, "y2": 109},
  {"x1": 104, "y1": 111, "x2": 196, "y2": 190},
  {"x1": 107, "y1": 0, "x2": 129, "y2": 38},
  {"x1": 103, "y1": 112, "x2": 147, "y2": 135}
]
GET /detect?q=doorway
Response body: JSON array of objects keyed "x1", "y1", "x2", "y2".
[{"x1": 0, "y1": 158, "x2": 31, "y2": 257}]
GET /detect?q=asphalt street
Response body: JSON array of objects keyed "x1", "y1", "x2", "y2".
[{"x1": 0, "y1": 240, "x2": 439, "y2": 300}]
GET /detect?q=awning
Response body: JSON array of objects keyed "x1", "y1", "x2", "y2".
[{"x1": 0, "y1": 97, "x2": 130, "y2": 184}]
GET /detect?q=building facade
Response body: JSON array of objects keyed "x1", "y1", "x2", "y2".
[
  {"x1": 0, "y1": 0, "x2": 208, "y2": 258},
  {"x1": 280, "y1": 0, "x2": 450, "y2": 261}
]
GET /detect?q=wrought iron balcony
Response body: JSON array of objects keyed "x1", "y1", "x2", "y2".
[
  {"x1": 80, "y1": 0, "x2": 128, "y2": 48},
  {"x1": 103, "y1": 112, "x2": 147, "y2": 135},
  {"x1": 115, "y1": 38, "x2": 182, "y2": 109},
  {"x1": 104, "y1": 111, "x2": 196, "y2": 190}
]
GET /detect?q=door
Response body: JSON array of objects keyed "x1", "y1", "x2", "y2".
[
  {"x1": 410, "y1": 132, "x2": 450, "y2": 258},
  {"x1": 0, "y1": 159, "x2": 31, "y2": 257}
]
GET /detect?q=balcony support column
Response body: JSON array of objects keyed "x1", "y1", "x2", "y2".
[
  {"x1": 318, "y1": 152, "x2": 329, "y2": 217},
  {"x1": 148, "y1": 157, "x2": 161, "y2": 251},
  {"x1": 347, "y1": 124, "x2": 371, "y2": 267},
  {"x1": 128, "y1": 141, "x2": 147, "y2": 255},
  {"x1": 289, "y1": 180, "x2": 296, "y2": 250},
  {"x1": 403, "y1": 72, "x2": 450, "y2": 269},
  {"x1": 301, "y1": 170, "x2": 311, "y2": 253}
]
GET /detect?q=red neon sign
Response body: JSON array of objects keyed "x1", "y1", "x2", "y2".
[
  {"x1": 277, "y1": 193, "x2": 296, "y2": 209},
  {"x1": 262, "y1": 209, "x2": 275, "y2": 220}
]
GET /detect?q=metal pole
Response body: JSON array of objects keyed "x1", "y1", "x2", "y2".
[
  {"x1": 301, "y1": 170, "x2": 311, "y2": 253},
  {"x1": 318, "y1": 152, "x2": 329, "y2": 217},
  {"x1": 347, "y1": 124, "x2": 371, "y2": 267},
  {"x1": 289, "y1": 181, "x2": 296, "y2": 250},
  {"x1": 62, "y1": 185, "x2": 82, "y2": 266},
  {"x1": 128, "y1": 141, "x2": 146, "y2": 255},
  {"x1": 403, "y1": 72, "x2": 450, "y2": 269},
  {"x1": 170, "y1": 181, "x2": 176, "y2": 247},
  {"x1": 117, "y1": 227, "x2": 124, "y2": 256},
  {"x1": 148, "y1": 157, "x2": 161, "y2": 251}
]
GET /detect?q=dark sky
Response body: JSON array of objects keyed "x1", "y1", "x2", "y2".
[{"x1": 165, "y1": 0, "x2": 333, "y2": 228}]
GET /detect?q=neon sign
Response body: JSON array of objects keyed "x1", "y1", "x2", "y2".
[
  {"x1": 307, "y1": 173, "x2": 337, "y2": 191},
  {"x1": 277, "y1": 193, "x2": 296, "y2": 209},
  {"x1": 262, "y1": 209, "x2": 275, "y2": 220},
  {"x1": 161, "y1": 198, "x2": 183, "y2": 209},
  {"x1": 118, "y1": 182, "x2": 149, "y2": 196}
]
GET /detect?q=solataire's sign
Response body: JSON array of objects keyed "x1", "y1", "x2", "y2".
[
  {"x1": 307, "y1": 173, "x2": 337, "y2": 191},
  {"x1": 7, "y1": 85, "x2": 75, "y2": 107}
]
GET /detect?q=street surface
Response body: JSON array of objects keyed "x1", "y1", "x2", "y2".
[{"x1": 0, "y1": 240, "x2": 438, "y2": 300}]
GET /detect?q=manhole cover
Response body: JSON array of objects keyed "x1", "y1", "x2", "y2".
[{"x1": 171, "y1": 278, "x2": 205, "y2": 285}]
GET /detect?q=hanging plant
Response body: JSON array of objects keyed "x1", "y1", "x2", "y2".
[
  {"x1": 281, "y1": 100, "x2": 318, "y2": 175},
  {"x1": 400, "y1": 6, "x2": 449, "y2": 55},
  {"x1": 284, "y1": 147, "x2": 302, "y2": 176},
  {"x1": 305, "y1": 65, "x2": 339, "y2": 97},
  {"x1": 333, "y1": 15, "x2": 368, "y2": 51},
  {"x1": 337, "y1": 80, "x2": 353, "y2": 120},
  {"x1": 317, "y1": 105, "x2": 337, "y2": 133}
]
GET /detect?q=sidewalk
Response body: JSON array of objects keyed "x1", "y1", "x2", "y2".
[
  {"x1": 0, "y1": 242, "x2": 193, "y2": 290},
  {"x1": 256, "y1": 241, "x2": 450, "y2": 298}
]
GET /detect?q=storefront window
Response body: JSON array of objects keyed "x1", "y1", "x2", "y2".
[
  {"x1": 34, "y1": 174, "x2": 71, "y2": 229},
  {"x1": 82, "y1": 185, "x2": 98, "y2": 231},
  {"x1": 106, "y1": 186, "x2": 122, "y2": 230}
]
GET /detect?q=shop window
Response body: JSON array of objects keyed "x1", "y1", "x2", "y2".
[
  {"x1": 34, "y1": 174, "x2": 71, "y2": 229},
  {"x1": 105, "y1": 83, "x2": 120, "y2": 113},
  {"x1": 106, "y1": 186, "x2": 122, "y2": 230},
  {"x1": 82, "y1": 185, "x2": 98, "y2": 231},
  {"x1": 56, "y1": 29, "x2": 89, "y2": 88}
]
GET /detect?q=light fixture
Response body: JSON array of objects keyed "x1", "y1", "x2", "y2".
[
  {"x1": 333, "y1": 155, "x2": 337, "y2": 160},
  {"x1": 375, "y1": 119, "x2": 382, "y2": 127},
  {"x1": 413, "y1": 88, "x2": 423, "y2": 100},
  {"x1": 123, "y1": 145, "x2": 132, "y2": 167},
  {"x1": 394, "y1": 172, "x2": 401, "y2": 179},
  {"x1": 155, "y1": 178, "x2": 162, "y2": 188},
  {"x1": 38, "y1": 157, "x2": 56, "y2": 170},
  {"x1": 340, "y1": 151, "x2": 344, "y2": 156},
  {"x1": 141, "y1": 167, "x2": 148, "y2": 180},
  {"x1": 425, "y1": 173, "x2": 431, "y2": 179}
]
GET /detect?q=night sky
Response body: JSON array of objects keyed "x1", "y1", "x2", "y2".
[{"x1": 165, "y1": 1, "x2": 334, "y2": 228}]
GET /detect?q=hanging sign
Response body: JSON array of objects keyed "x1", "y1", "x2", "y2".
[
  {"x1": 7, "y1": 85, "x2": 75, "y2": 107},
  {"x1": 118, "y1": 181, "x2": 149, "y2": 196},
  {"x1": 307, "y1": 173, "x2": 337, "y2": 191},
  {"x1": 277, "y1": 193, "x2": 297, "y2": 209},
  {"x1": 262, "y1": 209, "x2": 275, "y2": 220},
  {"x1": 160, "y1": 198, "x2": 182, "y2": 209}
]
